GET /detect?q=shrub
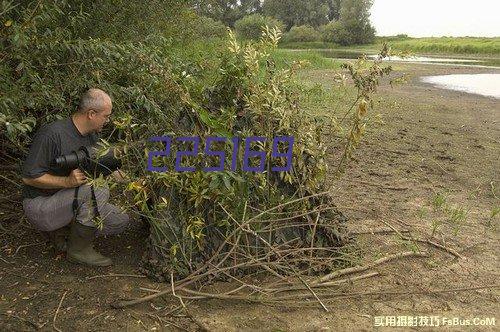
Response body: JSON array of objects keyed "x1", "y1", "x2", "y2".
[
  {"x1": 234, "y1": 14, "x2": 284, "y2": 40},
  {"x1": 191, "y1": 16, "x2": 228, "y2": 39},
  {"x1": 320, "y1": 20, "x2": 375, "y2": 46},
  {"x1": 320, "y1": 21, "x2": 353, "y2": 46},
  {"x1": 135, "y1": 28, "x2": 351, "y2": 281},
  {"x1": 282, "y1": 25, "x2": 320, "y2": 43},
  {"x1": 0, "y1": 1, "x2": 193, "y2": 156}
]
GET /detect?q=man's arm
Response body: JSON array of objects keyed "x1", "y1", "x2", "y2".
[{"x1": 22, "y1": 169, "x2": 87, "y2": 189}]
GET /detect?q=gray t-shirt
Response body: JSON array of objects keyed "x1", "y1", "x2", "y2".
[{"x1": 22, "y1": 117, "x2": 98, "y2": 199}]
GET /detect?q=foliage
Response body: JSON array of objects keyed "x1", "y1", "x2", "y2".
[
  {"x1": 320, "y1": 21, "x2": 353, "y2": 45},
  {"x1": 270, "y1": 49, "x2": 341, "y2": 70},
  {"x1": 191, "y1": 0, "x2": 342, "y2": 29},
  {"x1": 320, "y1": 0, "x2": 375, "y2": 46},
  {"x1": 113, "y1": 30, "x2": 391, "y2": 280},
  {"x1": 325, "y1": 0, "x2": 343, "y2": 21},
  {"x1": 262, "y1": 0, "x2": 329, "y2": 30},
  {"x1": 190, "y1": 16, "x2": 228, "y2": 39},
  {"x1": 383, "y1": 37, "x2": 500, "y2": 55},
  {"x1": 118, "y1": 27, "x2": 345, "y2": 279},
  {"x1": 0, "y1": 0, "x2": 216, "y2": 157},
  {"x1": 279, "y1": 34, "x2": 500, "y2": 56},
  {"x1": 234, "y1": 14, "x2": 284, "y2": 40},
  {"x1": 192, "y1": 0, "x2": 262, "y2": 26},
  {"x1": 282, "y1": 25, "x2": 321, "y2": 43},
  {"x1": 278, "y1": 41, "x2": 339, "y2": 49},
  {"x1": 428, "y1": 191, "x2": 469, "y2": 237}
]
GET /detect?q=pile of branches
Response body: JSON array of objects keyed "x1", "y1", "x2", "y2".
[{"x1": 107, "y1": 29, "x2": 392, "y2": 283}]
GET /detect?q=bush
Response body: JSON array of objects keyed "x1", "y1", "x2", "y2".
[
  {"x1": 342, "y1": 19, "x2": 376, "y2": 45},
  {"x1": 137, "y1": 29, "x2": 350, "y2": 281},
  {"x1": 0, "y1": 0, "x2": 196, "y2": 156},
  {"x1": 191, "y1": 16, "x2": 228, "y2": 39},
  {"x1": 234, "y1": 14, "x2": 284, "y2": 40},
  {"x1": 320, "y1": 21, "x2": 353, "y2": 46},
  {"x1": 320, "y1": 20, "x2": 374, "y2": 46},
  {"x1": 282, "y1": 25, "x2": 320, "y2": 43}
]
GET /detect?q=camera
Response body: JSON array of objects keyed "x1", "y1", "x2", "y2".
[{"x1": 54, "y1": 146, "x2": 122, "y2": 177}]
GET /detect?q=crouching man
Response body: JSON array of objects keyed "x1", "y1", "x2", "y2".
[{"x1": 21, "y1": 88, "x2": 130, "y2": 266}]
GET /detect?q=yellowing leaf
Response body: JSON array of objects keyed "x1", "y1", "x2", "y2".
[
  {"x1": 4, "y1": 20, "x2": 12, "y2": 27},
  {"x1": 357, "y1": 99, "x2": 368, "y2": 117}
]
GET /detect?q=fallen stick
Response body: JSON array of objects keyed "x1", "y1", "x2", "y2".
[
  {"x1": 267, "y1": 272, "x2": 380, "y2": 294},
  {"x1": 171, "y1": 272, "x2": 209, "y2": 332},
  {"x1": 313, "y1": 251, "x2": 428, "y2": 284},
  {"x1": 112, "y1": 287, "x2": 172, "y2": 309},
  {"x1": 403, "y1": 237, "x2": 465, "y2": 260},
  {"x1": 14, "y1": 242, "x2": 43, "y2": 256},
  {"x1": 348, "y1": 179, "x2": 408, "y2": 191},
  {"x1": 262, "y1": 284, "x2": 500, "y2": 306},
  {"x1": 376, "y1": 220, "x2": 464, "y2": 259},
  {"x1": 302, "y1": 284, "x2": 500, "y2": 301},
  {"x1": 53, "y1": 290, "x2": 68, "y2": 332},
  {"x1": 350, "y1": 229, "x2": 411, "y2": 235},
  {"x1": 86, "y1": 274, "x2": 146, "y2": 280},
  {"x1": 314, "y1": 271, "x2": 380, "y2": 287}
]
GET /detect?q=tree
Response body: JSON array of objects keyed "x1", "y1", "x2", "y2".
[
  {"x1": 192, "y1": 0, "x2": 262, "y2": 26},
  {"x1": 234, "y1": 14, "x2": 284, "y2": 40},
  {"x1": 326, "y1": 0, "x2": 342, "y2": 21},
  {"x1": 262, "y1": 0, "x2": 329, "y2": 30},
  {"x1": 321, "y1": 0, "x2": 375, "y2": 45},
  {"x1": 338, "y1": 0, "x2": 375, "y2": 44}
]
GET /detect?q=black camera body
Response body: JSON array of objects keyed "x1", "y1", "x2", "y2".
[{"x1": 54, "y1": 146, "x2": 121, "y2": 177}]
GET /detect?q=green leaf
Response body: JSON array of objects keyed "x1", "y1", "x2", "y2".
[{"x1": 222, "y1": 174, "x2": 231, "y2": 190}]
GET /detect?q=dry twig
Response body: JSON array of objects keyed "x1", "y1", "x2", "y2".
[{"x1": 53, "y1": 290, "x2": 68, "y2": 332}]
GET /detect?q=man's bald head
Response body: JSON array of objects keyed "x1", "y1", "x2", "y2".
[
  {"x1": 77, "y1": 88, "x2": 112, "y2": 114},
  {"x1": 73, "y1": 88, "x2": 113, "y2": 134}
]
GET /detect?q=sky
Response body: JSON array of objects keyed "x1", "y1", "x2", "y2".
[{"x1": 370, "y1": 0, "x2": 500, "y2": 37}]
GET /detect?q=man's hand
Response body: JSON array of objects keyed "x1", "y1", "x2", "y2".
[
  {"x1": 65, "y1": 169, "x2": 87, "y2": 188},
  {"x1": 111, "y1": 169, "x2": 129, "y2": 183}
]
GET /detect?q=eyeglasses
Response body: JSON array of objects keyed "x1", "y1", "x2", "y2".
[{"x1": 90, "y1": 109, "x2": 112, "y2": 122}]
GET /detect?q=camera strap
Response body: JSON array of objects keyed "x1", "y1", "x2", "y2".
[{"x1": 72, "y1": 185, "x2": 101, "y2": 221}]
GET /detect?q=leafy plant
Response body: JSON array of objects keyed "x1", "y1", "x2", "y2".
[
  {"x1": 234, "y1": 14, "x2": 284, "y2": 40},
  {"x1": 432, "y1": 192, "x2": 448, "y2": 210},
  {"x1": 282, "y1": 25, "x2": 321, "y2": 43}
]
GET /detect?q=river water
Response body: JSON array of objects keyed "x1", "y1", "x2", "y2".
[
  {"x1": 316, "y1": 50, "x2": 500, "y2": 68},
  {"x1": 421, "y1": 73, "x2": 500, "y2": 99},
  {"x1": 314, "y1": 49, "x2": 500, "y2": 99}
]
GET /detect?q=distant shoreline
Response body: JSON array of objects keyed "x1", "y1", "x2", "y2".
[{"x1": 279, "y1": 36, "x2": 500, "y2": 56}]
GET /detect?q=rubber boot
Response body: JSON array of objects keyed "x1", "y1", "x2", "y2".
[
  {"x1": 42, "y1": 225, "x2": 69, "y2": 252},
  {"x1": 67, "y1": 222, "x2": 112, "y2": 266}
]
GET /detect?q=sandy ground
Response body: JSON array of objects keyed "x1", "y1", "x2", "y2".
[{"x1": 1, "y1": 62, "x2": 499, "y2": 331}]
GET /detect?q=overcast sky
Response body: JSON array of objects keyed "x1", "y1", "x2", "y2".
[{"x1": 370, "y1": 0, "x2": 500, "y2": 37}]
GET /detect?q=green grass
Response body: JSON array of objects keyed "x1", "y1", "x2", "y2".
[
  {"x1": 279, "y1": 37, "x2": 500, "y2": 55},
  {"x1": 279, "y1": 41, "x2": 377, "y2": 53},
  {"x1": 270, "y1": 49, "x2": 343, "y2": 70},
  {"x1": 432, "y1": 192, "x2": 448, "y2": 210},
  {"x1": 385, "y1": 37, "x2": 500, "y2": 55},
  {"x1": 279, "y1": 41, "x2": 340, "y2": 49}
]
